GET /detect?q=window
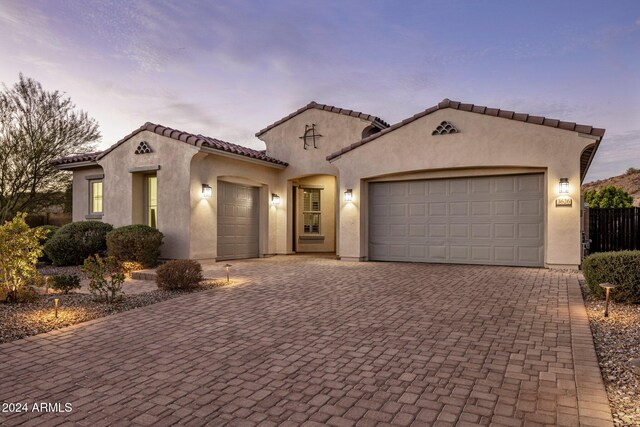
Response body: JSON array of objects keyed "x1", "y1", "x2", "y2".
[
  {"x1": 146, "y1": 176, "x2": 157, "y2": 228},
  {"x1": 303, "y1": 189, "x2": 321, "y2": 234},
  {"x1": 89, "y1": 180, "x2": 103, "y2": 214}
]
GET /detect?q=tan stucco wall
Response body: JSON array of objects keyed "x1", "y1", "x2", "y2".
[
  {"x1": 330, "y1": 108, "x2": 597, "y2": 268},
  {"x1": 258, "y1": 108, "x2": 375, "y2": 253},
  {"x1": 71, "y1": 166, "x2": 104, "y2": 222},
  {"x1": 97, "y1": 131, "x2": 199, "y2": 259},
  {"x1": 189, "y1": 153, "x2": 283, "y2": 259}
]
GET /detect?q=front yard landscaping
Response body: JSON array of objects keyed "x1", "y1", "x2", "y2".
[
  {"x1": 582, "y1": 283, "x2": 640, "y2": 427},
  {"x1": 0, "y1": 278, "x2": 226, "y2": 344}
]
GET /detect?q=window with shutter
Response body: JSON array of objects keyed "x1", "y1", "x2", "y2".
[{"x1": 303, "y1": 189, "x2": 321, "y2": 234}]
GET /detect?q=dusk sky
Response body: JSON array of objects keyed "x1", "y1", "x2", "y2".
[{"x1": 1, "y1": 0, "x2": 638, "y2": 182}]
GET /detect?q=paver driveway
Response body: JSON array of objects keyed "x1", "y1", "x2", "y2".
[{"x1": 0, "y1": 256, "x2": 612, "y2": 426}]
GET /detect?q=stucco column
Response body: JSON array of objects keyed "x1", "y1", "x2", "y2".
[{"x1": 338, "y1": 178, "x2": 365, "y2": 261}]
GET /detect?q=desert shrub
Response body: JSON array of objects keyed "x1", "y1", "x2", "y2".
[
  {"x1": 0, "y1": 213, "x2": 47, "y2": 303},
  {"x1": 156, "y1": 259, "x2": 203, "y2": 291},
  {"x1": 35, "y1": 225, "x2": 59, "y2": 262},
  {"x1": 82, "y1": 255, "x2": 125, "y2": 303},
  {"x1": 44, "y1": 221, "x2": 113, "y2": 266},
  {"x1": 106, "y1": 224, "x2": 163, "y2": 267},
  {"x1": 49, "y1": 274, "x2": 81, "y2": 294},
  {"x1": 582, "y1": 251, "x2": 640, "y2": 303},
  {"x1": 626, "y1": 167, "x2": 639, "y2": 175},
  {"x1": 120, "y1": 261, "x2": 146, "y2": 277},
  {"x1": 583, "y1": 186, "x2": 633, "y2": 208}
]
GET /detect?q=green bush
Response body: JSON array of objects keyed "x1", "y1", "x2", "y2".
[
  {"x1": 583, "y1": 186, "x2": 633, "y2": 208},
  {"x1": 49, "y1": 274, "x2": 81, "y2": 294},
  {"x1": 106, "y1": 224, "x2": 163, "y2": 267},
  {"x1": 156, "y1": 259, "x2": 203, "y2": 291},
  {"x1": 582, "y1": 251, "x2": 640, "y2": 303},
  {"x1": 35, "y1": 225, "x2": 59, "y2": 262},
  {"x1": 0, "y1": 213, "x2": 47, "y2": 303},
  {"x1": 44, "y1": 221, "x2": 113, "y2": 266},
  {"x1": 82, "y1": 255, "x2": 125, "y2": 303}
]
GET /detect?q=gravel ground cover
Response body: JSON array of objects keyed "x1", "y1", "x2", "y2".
[
  {"x1": 0, "y1": 280, "x2": 225, "y2": 344},
  {"x1": 581, "y1": 281, "x2": 640, "y2": 427}
]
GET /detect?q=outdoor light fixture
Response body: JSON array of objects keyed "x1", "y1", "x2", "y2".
[
  {"x1": 54, "y1": 298, "x2": 59, "y2": 318},
  {"x1": 224, "y1": 264, "x2": 232, "y2": 284},
  {"x1": 202, "y1": 184, "x2": 212, "y2": 198},
  {"x1": 271, "y1": 193, "x2": 280, "y2": 206},
  {"x1": 559, "y1": 178, "x2": 569, "y2": 194},
  {"x1": 599, "y1": 282, "x2": 617, "y2": 317},
  {"x1": 344, "y1": 189, "x2": 353, "y2": 202}
]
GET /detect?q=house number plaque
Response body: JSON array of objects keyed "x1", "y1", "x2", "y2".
[{"x1": 555, "y1": 197, "x2": 573, "y2": 207}]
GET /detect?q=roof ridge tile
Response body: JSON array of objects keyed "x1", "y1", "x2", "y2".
[
  {"x1": 255, "y1": 101, "x2": 389, "y2": 137},
  {"x1": 326, "y1": 98, "x2": 606, "y2": 161}
]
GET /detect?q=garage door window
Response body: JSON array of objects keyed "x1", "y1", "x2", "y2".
[{"x1": 303, "y1": 189, "x2": 321, "y2": 234}]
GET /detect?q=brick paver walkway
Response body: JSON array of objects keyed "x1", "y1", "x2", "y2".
[{"x1": 0, "y1": 256, "x2": 612, "y2": 426}]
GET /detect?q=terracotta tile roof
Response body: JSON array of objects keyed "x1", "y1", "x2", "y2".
[
  {"x1": 52, "y1": 122, "x2": 288, "y2": 167},
  {"x1": 255, "y1": 101, "x2": 390, "y2": 137},
  {"x1": 326, "y1": 98, "x2": 606, "y2": 161},
  {"x1": 50, "y1": 151, "x2": 102, "y2": 166}
]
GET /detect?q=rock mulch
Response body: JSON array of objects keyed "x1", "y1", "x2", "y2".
[
  {"x1": 581, "y1": 281, "x2": 640, "y2": 427},
  {"x1": 0, "y1": 280, "x2": 226, "y2": 344}
]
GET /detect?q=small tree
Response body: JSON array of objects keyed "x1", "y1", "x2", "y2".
[
  {"x1": 583, "y1": 186, "x2": 633, "y2": 208},
  {"x1": 0, "y1": 213, "x2": 47, "y2": 302},
  {"x1": 0, "y1": 74, "x2": 101, "y2": 222}
]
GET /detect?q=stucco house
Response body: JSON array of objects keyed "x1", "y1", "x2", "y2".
[{"x1": 53, "y1": 98, "x2": 604, "y2": 269}]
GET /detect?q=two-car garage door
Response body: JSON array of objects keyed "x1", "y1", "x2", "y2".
[{"x1": 368, "y1": 174, "x2": 544, "y2": 266}]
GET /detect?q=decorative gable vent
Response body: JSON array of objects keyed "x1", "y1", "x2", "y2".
[
  {"x1": 134, "y1": 141, "x2": 152, "y2": 154},
  {"x1": 432, "y1": 121, "x2": 459, "y2": 135}
]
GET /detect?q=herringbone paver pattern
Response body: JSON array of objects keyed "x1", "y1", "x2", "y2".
[{"x1": 0, "y1": 256, "x2": 611, "y2": 426}]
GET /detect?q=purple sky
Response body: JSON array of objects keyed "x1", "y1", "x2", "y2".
[{"x1": 1, "y1": 0, "x2": 638, "y2": 182}]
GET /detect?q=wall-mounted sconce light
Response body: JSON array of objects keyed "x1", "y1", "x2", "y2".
[
  {"x1": 271, "y1": 193, "x2": 280, "y2": 206},
  {"x1": 202, "y1": 184, "x2": 212, "y2": 198},
  {"x1": 559, "y1": 178, "x2": 569, "y2": 194},
  {"x1": 344, "y1": 189, "x2": 353, "y2": 202}
]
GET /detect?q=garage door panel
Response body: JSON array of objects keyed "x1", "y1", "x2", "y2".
[
  {"x1": 408, "y1": 182, "x2": 426, "y2": 195},
  {"x1": 472, "y1": 178, "x2": 491, "y2": 193},
  {"x1": 471, "y1": 201, "x2": 491, "y2": 215},
  {"x1": 495, "y1": 246, "x2": 516, "y2": 261},
  {"x1": 450, "y1": 179, "x2": 469, "y2": 194},
  {"x1": 518, "y1": 174, "x2": 543, "y2": 192},
  {"x1": 449, "y1": 202, "x2": 468, "y2": 215},
  {"x1": 369, "y1": 174, "x2": 544, "y2": 266},
  {"x1": 495, "y1": 223, "x2": 515, "y2": 238},
  {"x1": 217, "y1": 181, "x2": 259, "y2": 260},
  {"x1": 450, "y1": 246, "x2": 468, "y2": 260},
  {"x1": 389, "y1": 204, "x2": 407, "y2": 216}
]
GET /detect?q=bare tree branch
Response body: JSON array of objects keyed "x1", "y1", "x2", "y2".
[{"x1": 0, "y1": 74, "x2": 100, "y2": 222}]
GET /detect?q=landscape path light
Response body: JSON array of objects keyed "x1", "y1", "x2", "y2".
[
  {"x1": 224, "y1": 264, "x2": 232, "y2": 283},
  {"x1": 54, "y1": 298, "x2": 59, "y2": 318},
  {"x1": 599, "y1": 282, "x2": 617, "y2": 317}
]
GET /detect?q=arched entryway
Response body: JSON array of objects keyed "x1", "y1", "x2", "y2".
[{"x1": 289, "y1": 175, "x2": 337, "y2": 253}]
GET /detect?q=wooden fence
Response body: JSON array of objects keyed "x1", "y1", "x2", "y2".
[{"x1": 585, "y1": 207, "x2": 640, "y2": 253}]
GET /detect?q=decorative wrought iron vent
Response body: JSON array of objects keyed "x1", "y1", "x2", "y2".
[
  {"x1": 299, "y1": 124, "x2": 322, "y2": 150},
  {"x1": 432, "y1": 121, "x2": 459, "y2": 135},
  {"x1": 134, "y1": 141, "x2": 152, "y2": 154}
]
